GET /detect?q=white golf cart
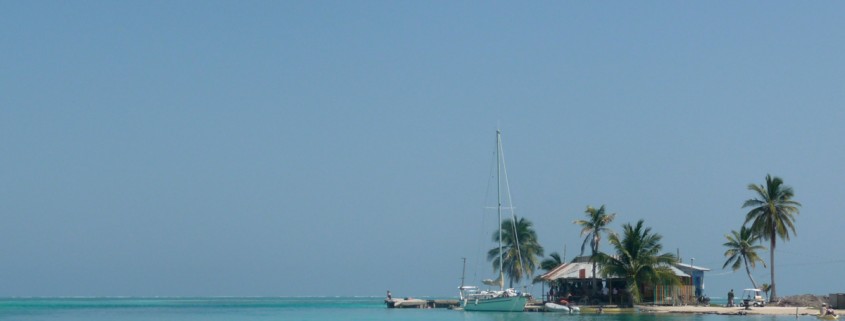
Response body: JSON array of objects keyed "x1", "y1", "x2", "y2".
[{"x1": 741, "y1": 288, "x2": 766, "y2": 307}]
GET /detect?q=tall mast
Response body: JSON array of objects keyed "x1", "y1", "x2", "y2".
[
  {"x1": 496, "y1": 129, "x2": 503, "y2": 291},
  {"x1": 461, "y1": 257, "x2": 466, "y2": 289}
]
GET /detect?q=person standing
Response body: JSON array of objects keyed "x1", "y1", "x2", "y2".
[{"x1": 727, "y1": 289, "x2": 734, "y2": 307}]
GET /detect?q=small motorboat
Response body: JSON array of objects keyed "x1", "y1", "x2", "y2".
[
  {"x1": 544, "y1": 302, "x2": 580, "y2": 313},
  {"x1": 544, "y1": 302, "x2": 570, "y2": 313}
]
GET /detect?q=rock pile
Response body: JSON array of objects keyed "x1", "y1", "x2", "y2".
[{"x1": 775, "y1": 294, "x2": 827, "y2": 307}]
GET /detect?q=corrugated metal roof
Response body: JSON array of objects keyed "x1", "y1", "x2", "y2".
[
  {"x1": 675, "y1": 262, "x2": 711, "y2": 271},
  {"x1": 540, "y1": 262, "x2": 600, "y2": 280},
  {"x1": 540, "y1": 261, "x2": 691, "y2": 280},
  {"x1": 668, "y1": 265, "x2": 691, "y2": 277}
]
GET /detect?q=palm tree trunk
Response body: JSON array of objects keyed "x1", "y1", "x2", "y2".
[
  {"x1": 591, "y1": 238, "x2": 599, "y2": 296},
  {"x1": 592, "y1": 253, "x2": 598, "y2": 295},
  {"x1": 769, "y1": 234, "x2": 776, "y2": 302},
  {"x1": 743, "y1": 256, "x2": 759, "y2": 289},
  {"x1": 626, "y1": 281, "x2": 637, "y2": 307}
]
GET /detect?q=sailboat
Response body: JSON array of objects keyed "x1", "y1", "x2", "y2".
[{"x1": 460, "y1": 130, "x2": 529, "y2": 312}]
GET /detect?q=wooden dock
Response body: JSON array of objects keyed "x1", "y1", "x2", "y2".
[
  {"x1": 385, "y1": 298, "x2": 461, "y2": 309},
  {"x1": 385, "y1": 298, "x2": 619, "y2": 313},
  {"x1": 386, "y1": 298, "x2": 553, "y2": 311}
]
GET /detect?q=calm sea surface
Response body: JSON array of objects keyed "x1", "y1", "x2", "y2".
[{"x1": 0, "y1": 297, "x2": 804, "y2": 321}]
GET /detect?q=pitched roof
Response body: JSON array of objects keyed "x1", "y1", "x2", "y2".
[
  {"x1": 540, "y1": 262, "x2": 599, "y2": 281},
  {"x1": 674, "y1": 262, "x2": 711, "y2": 271},
  {"x1": 540, "y1": 261, "x2": 691, "y2": 281}
]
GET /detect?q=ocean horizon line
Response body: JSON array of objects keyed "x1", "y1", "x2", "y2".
[{"x1": 0, "y1": 295, "x2": 394, "y2": 299}]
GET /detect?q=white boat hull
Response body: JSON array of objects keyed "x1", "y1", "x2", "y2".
[
  {"x1": 543, "y1": 302, "x2": 580, "y2": 313},
  {"x1": 544, "y1": 302, "x2": 570, "y2": 313},
  {"x1": 463, "y1": 296, "x2": 527, "y2": 312}
]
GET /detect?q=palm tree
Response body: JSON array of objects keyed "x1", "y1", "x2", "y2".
[
  {"x1": 536, "y1": 252, "x2": 564, "y2": 294},
  {"x1": 540, "y1": 252, "x2": 563, "y2": 272},
  {"x1": 595, "y1": 220, "x2": 679, "y2": 307},
  {"x1": 722, "y1": 225, "x2": 767, "y2": 289},
  {"x1": 488, "y1": 217, "x2": 544, "y2": 288},
  {"x1": 573, "y1": 205, "x2": 616, "y2": 294},
  {"x1": 743, "y1": 174, "x2": 801, "y2": 302},
  {"x1": 760, "y1": 283, "x2": 771, "y2": 301}
]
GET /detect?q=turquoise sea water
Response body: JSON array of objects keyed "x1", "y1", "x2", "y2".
[{"x1": 0, "y1": 297, "x2": 804, "y2": 321}]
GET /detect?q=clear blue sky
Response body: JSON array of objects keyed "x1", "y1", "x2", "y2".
[{"x1": 2, "y1": 1, "x2": 844, "y2": 297}]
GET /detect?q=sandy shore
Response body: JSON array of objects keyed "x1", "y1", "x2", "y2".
[{"x1": 637, "y1": 305, "x2": 838, "y2": 316}]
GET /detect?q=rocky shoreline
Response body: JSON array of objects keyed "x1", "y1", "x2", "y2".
[
  {"x1": 638, "y1": 294, "x2": 837, "y2": 316},
  {"x1": 637, "y1": 305, "x2": 832, "y2": 316}
]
